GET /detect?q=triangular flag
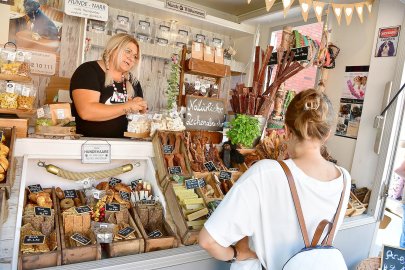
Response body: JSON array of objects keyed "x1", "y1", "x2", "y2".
[
  {"x1": 365, "y1": 0, "x2": 373, "y2": 14},
  {"x1": 344, "y1": 4, "x2": 354, "y2": 26},
  {"x1": 282, "y1": 0, "x2": 295, "y2": 17},
  {"x1": 265, "y1": 0, "x2": 277, "y2": 12},
  {"x1": 355, "y1": 3, "x2": 364, "y2": 23},
  {"x1": 299, "y1": 0, "x2": 312, "y2": 22},
  {"x1": 313, "y1": 1, "x2": 325, "y2": 23},
  {"x1": 247, "y1": 0, "x2": 252, "y2": 3},
  {"x1": 332, "y1": 3, "x2": 344, "y2": 25}
]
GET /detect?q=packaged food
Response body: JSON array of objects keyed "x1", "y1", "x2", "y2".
[
  {"x1": 92, "y1": 222, "x2": 115, "y2": 244},
  {"x1": 135, "y1": 16, "x2": 152, "y2": 43},
  {"x1": 114, "y1": 14, "x2": 131, "y2": 34},
  {"x1": 0, "y1": 81, "x2": 18, "y2": 109},
  {"x1": 49, "y1": 103, "x2": 72, "y2": 125},
  {"x1": 17, "y1": 84, "x2": 36, "y2": 109},
  {"x1": 175, "y1": 26, "x2": 190, "y2": 48},
  {"x1": 155, "y1": 21, "x2": 172, "y2": 46},
  {"x1": 127, "y1": 113, "x2": 151, "y2": 134}
]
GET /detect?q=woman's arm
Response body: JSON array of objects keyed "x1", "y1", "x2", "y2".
[{"x1": 73, "y1": 89, "x2": 147, "y2": 121}]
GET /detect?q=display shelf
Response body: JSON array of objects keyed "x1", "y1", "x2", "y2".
[
  {"x1": 0, "y1": 108, "x2": 35, "y2": 118},
  {"x1": 0, "y1": 74, "x2": 32, "y2": 83},
  {"x1": 184, "y1": 58, "x2": 231, "y2": 78}
]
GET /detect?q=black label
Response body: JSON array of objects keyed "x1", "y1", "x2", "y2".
[
  {"x1": 219, "y1": 171, "x2": 232, "y2": 181},
  {"x1": 34, "y1": 206, "x2": 52, "y2": 216},
  {"x1": 168, "y1": 166, "x2": 182, "y2": 175},
  {"x1": 119, "y1": 191, "x2": 130, "y2": 201},
  {"x1": 131, "y1": 179, "x2": 141, "y2": 190},
  {"x1": 204, "y1": 161, "x2": 217, "y2": 172},
  {"x1": 163, "y1": 145, "x2": 174, "y2": 154},
  {"x1": 109, "y1": 178, "x2": 122, "y2": 187},
  {"x1": 106, "y1": 203, "x2": 121, "y2": 212},
  {"x1": 198, "y1": 178, "x2": 206, "y2": 188},
  {"x1": 269, "y1": 46, "x2": 309, "y2": 65},
  {"x1": 157, "y1": 38, "x2": 169, "y2": 44},
  {"x1": 23, "y1": 235, "x2": 45, "y2": 245},
  {"x1": 71, "y1": 233, "x2": 91, "y2": 246},
  {"x1": 229, "y1": 168, "x2": 239, "y2": 172},
  {"x1": 64, "y1": 190, "x2": 77, "y2": 199},
  {"x1": 185, "y1": 178, "x2": 199, "y2": 189},
  {"x1": 148, "y1": 230, "x2": 163, "y2": 238},
  {"x1": 138, "y1": 199, "x2": 156, "y2": 205},
  {"x1": 28, "y1": 184, "x2": 43, "y2": 193},
  {"x1": 75, "y1": 205, "x2": 92, "y2": 214},
  {"x1": 117, "y1": 226, "x2": 135, "y2": 238},
  {"x1": 382, "y1": 245, "x2": 405, "y2": 270}
]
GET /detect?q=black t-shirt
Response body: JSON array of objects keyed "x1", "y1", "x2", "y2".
[{"x1": 69, "y1": 61, "x2": 143, "y2": 138}]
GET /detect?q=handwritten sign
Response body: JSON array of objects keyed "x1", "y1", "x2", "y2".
[
  {"x1": 269, "y1": 46, "x2": 309, "y2": 65},
  {"x1": 204, "y1": 161, "x2": 217, "y2": 172},
  {"x1": 219, "y1": 171, "x2": 232, "y2": 181},
  {"x1": 382, "y1": 245, "x2": 405, "y2": 270},
  {"x1": 131, "y1": 179, "x2": 141, "y2": 190},
  {"x1": 34, "y1": 207, "x2": 52, "y2": 216},
  {"x1": 168, "y1": 166, "x2": 182, "y2": 175},
  {"x1": 148, "y1": 230, "x2": 163, "y2": 238},
  {"x1": 28, "y1": 184, "x2": 43, "y2": 193},
  {"x1": 163, "y1": 145, "x2": 174, "y2": 154},
  {"x1": 71, "y1": 233, "x2": 91, "y2": 246},
  {"x1": 75, "y1": 205, "x2": 92, "y2": 214},
  {"x1": 185, "y1": 96, "x2": 225, "y2": 131},
  {"x1": 105, "y1": 203, "x2": 121, "y2": 212},
  {"x1": 119, "y1": 191, "x2": 130, "y2": 201},
  {"x1": 64, "y1": 0, "x2": 109, "y2": 21},
  {"x1": 64, "y1": 190, "x2": 77, "y2": 199},
  {"x1": 109, "y1": 178, "x2": 122, "y2": 187},
  {"x1": 118, "y1": 226, "x2": 135, "y2": 238},
  {"x1": 23, "y1": 235, "x2": 45, "y2": 245},
  {"x1": 185, "y1": 178, "x2": 199, "y2": 189}
]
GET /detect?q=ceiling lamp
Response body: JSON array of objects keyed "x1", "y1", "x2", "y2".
[
  {"x1": 313, "y1": 1, "x2": 326, "y2": 22},
  {"x1": 282, "y1": 0, "x2": 295, "y2": 17},
  {"x1": 299, "y1": 0, "x2": 312, "y2": 22},
  {"x1": 332, "y1": 3, "x2": 344, "y2": 25},
  {"x1": 265, "y1": 0, "x2": 276, "y2": 11}
]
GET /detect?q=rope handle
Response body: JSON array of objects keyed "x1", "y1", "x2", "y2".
[{"x1": 3, "y1": 42, "x2": 17, "y2": 51}]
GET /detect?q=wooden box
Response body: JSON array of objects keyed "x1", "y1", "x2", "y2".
[
  {"x1": 18, "y1": 188, "x2": 62, "y2": 270},
  {"x1": 105, "y1": 212, "x2": 144, "y2": 257},
  {"x1": 193, "y1": 172, "x2": 223, "y2": 204},
  {"x1": 191, "y1": 41, "x2": 203, "y2": 60},
  {"x1": 0, "y1": 118, "x2": 28, "y2": 138},
  {"x1": 132, "y1": 205, "x2": 178, "y2": 252},
  {"x1": 214, "y1": 47, "x2": 224, "y2": 64},
  {"x1": 0, "y1": 126, "x2": 17, "y2": 199},
  {"x1": 35, "y1": 126, "x2": 76, "y2": 136},
  {"x1": 0, "y1": 189, "x2": 7, "y2": 228},
  {"x1": 203, "y1": 45, "x2": 214, "y2": 62}
]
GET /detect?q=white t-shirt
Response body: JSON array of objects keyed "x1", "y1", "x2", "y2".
[{"x1": 204, "y1": 159, "x2": 351, "y2": 270}]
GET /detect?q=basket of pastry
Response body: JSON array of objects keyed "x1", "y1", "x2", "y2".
[
  {"x1": 164, "y1": 181, "x2": 209, "y2": 245},
  {"x1": 19, "y1": 186, "x2": 61, "y2": 270},
  {"x1": 55, "y1": 187, "x2": 101, "y2": 265},
  {"x1": 131, "y1": 180, "x2": 178, "y2": 252},
  {"x1": 0, "y1": 126, "x2": 16, "y2": 199}
]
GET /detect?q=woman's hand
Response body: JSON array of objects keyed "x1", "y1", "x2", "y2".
[
  {"x1": 235, "y1": 236, "x2": 258, "y2": 261},
  {"x1": 126, "y1": 97, "x2": 147, "y2": 113}
]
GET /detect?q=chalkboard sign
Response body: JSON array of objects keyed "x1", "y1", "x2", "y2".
[
  {"x1": 75, "y1": 205, "x2": 92, "y2": 214},
  {"x1": 105, "y1": 203, "x2": 121, "y2": 212},
  {"x1": 185, "y1": 178, "x2": 199, "y2": 189},
  {"x1": 382, "y1": 245, "x2": 405, "y2": 270},
  {"x1": 64, "y1": 190, "x2": 77, "y2": 199},
  {"x1": 148, "y1": 230, "x2": 163, "y2": 238},
  {"x1": 34, "y1": 206, "x2": 52, "y2": 216},
  {"x1": 229, "y1": 168, "x2": 239, "y2": 172},
  {"x1": 23, "y1": 235, "x2": 45, "y2": 245},
  {"x1": 120, "y1": 191, "x2": 130, "y2": 201},
  {"x1": 219, "y1": 171, "x2": 232, "y2": 181},
  {"x1": 28, "y1": 184, "x2": 43, "y2": 193},
  {"x1": 131, "y1": 179, "x2": 141, "y2": 190},
  {"x1": 71, "y1": 233, "x2": 91, "y2": 246},
  {"x1": 163, "y1": 145, "x2": 174, "y2": 154},
  {"x1": 168, "y1": 166, "x2": 182, "y2": 175},
  {"x1": 185, "y1": 96, "x2": 225, "y2": 131},
  {"x1": 109, "y1": 178, "x2": 122, "y2": 187},
  {"x1": 204, "y1": 161, "x2": 217, "y2": 172},
  {"x1": 269, "y1": 46, "x2": 309, "y2": 65},
  {"x1": 118, "y1": 226, "x2": 135, "y2": 238},
  {"x1": 198, "y1": 178, "x2": 206, "y2": 188}
]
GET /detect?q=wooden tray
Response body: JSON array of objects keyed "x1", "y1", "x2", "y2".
[
  {"x1": 193, "y1": 172, "x2": 224, "y2": 204},
  {"x1": 0, "y1": 119, "x2": 28, "y2": 138},
  {"x1": 0, "y1": 126, "x2": 17, "y2": 199},
  {"x1": 124, "y1": 131, "x2": 150, "y2": 139},
  {"x1": 347, "y1": 192, "x2": 367, "y2": 217},
  {"x1": 35, "y1": 126, "x2": 76, "y2": 136},
  {"x1": 18, "y1": 188, "x2": 62, "y2": 270}
]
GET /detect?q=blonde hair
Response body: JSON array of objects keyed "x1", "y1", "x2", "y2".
[
  {"x1": 102, "y1": 33, "x2": 142, "y2": 97},
  {"x1": 285, "y1": 88, "x2": 334, "y2": 141}
]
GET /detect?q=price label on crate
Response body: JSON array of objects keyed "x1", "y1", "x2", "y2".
[
  {"x1": 204, "y1": 161, "x2": 217, "y2": 172},
  {"x1": 71, "y1": 233, "x2": 91, "y2": 246},
  {"x1": 185, "y1": 178, "x2": 199, "y2": 189},
  {"x1": 131, "y1": 179, "x2": 141, "y2": 190},
  {"x1": 148, "y1": 230, "x2": 163, "y2": 238},
  {"x1": 219, "y1": 171, "x2": 232, "y2": 181},
  {"x1": 64, "y1": 190, "x2": 77, "y2": 199},
  {"x1": 163, "y1": 145, "x2": 174, "y2": 154},
  {"x1": 109, "y1": 177, "x2": 122, "y2": 187},
  {"x1": 197, "y1": 178, "x2": 206, "y2": 188},
  {"x1": 75, "y1": 205, "x2": 92, "y2": 214},
  {"x1": 34, "y1": 207, "x2": 52, "y2": 217},
  {"x1": 28, "y1": 184, "x2": 43, "y2": 193},
  {"x1": 23, "y1": 235, "x2": 45, "y2": 245},
  {"x1": 229, "y1": 168, "x2": 239, "y2": 172},
  {"x1": 168, "y1": 166, "x2": 182, "y2": 175},
  {"x1": 117, "y1": 226, "x2": 135, "y2": 238},
  {"x1": 105, "y1": 203, "x2": 121, "y2": 212},
  {"x1": 119, "y1": 191, "x2": 130, "y2": 201}
]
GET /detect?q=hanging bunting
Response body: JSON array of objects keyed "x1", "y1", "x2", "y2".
[
  {"x1": 299, "y1": 0, "x2": 312, "y2": 22},
  {"x1": 355, "y1": 3, "x2": 364, "y2": 23},
  {"x1": 365, "y1": 0, "x2": 373, "y2": 14},
  {"x1": 282, "y1": 0, "x2": 295, "y2": 17},
  {"x1": 247, "y1": 0, "x2": 252, "y2": 4},
  {"x1": 313, "y1": 1, "x2": 325, "y2": 23},
  {"x1": 265, "y1": 0, "x2": 276, "y2": 11},
  {"x1": 332, "y1": 3, "x2": 344, "y2": 25},
  {"x1": 344, "y1": 4, "x2": 354, "y2": 25}
]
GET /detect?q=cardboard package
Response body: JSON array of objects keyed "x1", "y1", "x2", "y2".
[
  {"x1": 214, "y1": 47, "x2": 224, "y2": 64},
  {"x1": 203, "y1": 45, "x2": 214, "y2": 62},
  {"x1": 191, "y1": 42, "x2": 203, "y2": 60}
]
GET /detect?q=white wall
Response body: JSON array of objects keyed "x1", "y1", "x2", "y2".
[{"x1": 0, "y1": 4, "x2": 10, "y2": 45}]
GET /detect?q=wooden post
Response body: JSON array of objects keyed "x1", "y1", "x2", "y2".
[{"x1": 177, "y1": 45, "x2": 187, "y2": 107}]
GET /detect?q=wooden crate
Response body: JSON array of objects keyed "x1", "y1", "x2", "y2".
[
  {"x1": 0, "y1": 126, "x2": 17, "y2": 199},
  {"x1": 105, "y1": 212, "x2": 145, "y2": 257},
  {"x1": 0, "y1": 189, "x2": 7, "y2": 228},
  {"x1": 18, "y1": 188, "x2": 62, "y2": 270},
  {"x1": 0, "y1": 119, "x2": 28, "y2": 138},
  {"x1": 193, "y1": 172, "x2": 224, "y2": 204},
  {"x1": 131, "y1": 205, "x2": 178, "y2": 252},
  {"x1": 35, "y1": 126, "x2": 76, "y2": 136}
]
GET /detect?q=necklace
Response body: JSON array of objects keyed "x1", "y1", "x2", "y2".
[{"x1": 111, "y1": 75, "x2": 127, "y2": 103}]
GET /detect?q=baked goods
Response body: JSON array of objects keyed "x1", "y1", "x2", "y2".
[
  {"x1": 0, "y1": 155, "x2": 9, "y2": 173},
  {"x1": 0, "y1": 143, "x2": 9, "y2": 156},
  {"x1": 114, "y1": 183, "x2": 131, "y2": 193},
  {"x1": 96, "y1": 181, "x2": 109, "y2": 190},
  {"x1": 55, "y1": 187, "x2": 64, "y2": 200},
  {"x1": 60, "y1": 198, "x2": 74, "y2": 210}
]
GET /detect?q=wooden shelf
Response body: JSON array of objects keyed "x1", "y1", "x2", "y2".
[
  {"x1": 0, "y1": 74, "x2": 32, "y2": 83},
  {"x1": 185, "y1": 58, "x2": 231, "y2": 78},
  {"x1": 0, "y1": 108, "x2": 36, "y2": 118}
]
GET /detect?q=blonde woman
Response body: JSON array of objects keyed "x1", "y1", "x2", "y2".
[{"x1": 70, "y1": 33, "x2": 147, "y2": 138}]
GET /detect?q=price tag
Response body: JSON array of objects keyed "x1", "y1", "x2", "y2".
[
  {"x1": 117, "y1": 226, "x2": 135, "y2": 238},
  {"x1": 216, "y1": 48, "x2": 222, "y2": 57},
  {"x1": 28, "y1": 184, "x2": 43, "y2": 193},
  {"x1": 119, "y1": 191, "x2": 130, "y2": 201},
  {"x1": 16, "y1": 51, "x2": 25, "y2": 62},
  {"x1": 7, "y1": 51, "x2": 16, "y2": 61},
  {"x1": 34, "y1": 206, "x2": 52, "y2": 216},
  {"x1": 105, "y1": 203, "x2": 121, "y2": 212},
  {"x1": 56, "y1": 109, "x2": 65, "y2": 119},
  {"x1": 21, "y1": 86, "x2": 30, "y2": 97},
  {"x1": 64, "y1": 190, "x2": 77, "y2": 199},
  {"x1": 23, "y1": 235, "x2": 45, "y2": 245},
  {"x1": 204, "y1": 161, "x2": 217, "y2": 172},
  {"x1": 75, "y1": 205, "x2": 92, "y2": 214},
  {"x1": 152, "y1": 113, "x2": 162, "y2": 121},
  {"x1": 148, "y1": 230, "x2": 163, "y2": 238},
  {"x1": 163, "y1": 145, "x2": 174, "y2": 154},
  {"x1": 139, "y1": 199, "x2": 156, "y2": 205},
  {"x1": 6, "y1": 82, "x2": 15, "y2": 93},
  {"x1": 194, "y1": 81, "x2": 201, "y2": 90},
  {"x1": 159, "y1": 25, "x2": 170, "y2": 32},
  {"x1": 229, "y1": 168, "x2": 239, "y2": 172},
  {"x1": 219, "y1": 171, "x2": 232, "y2": 181},
  {"x1": 185, "y1": 178, "x2": 199, "y2": 189},
  {"x1": 131, "y1": 179, "x2": 141, "y2": 190},
  {"x1": 76, "y1": 178, "x2": 94, "y2": 189},
  {"x1": 71, "y1": 233, "x2": 91, "y2": 246},
  {"x1": 168, "y1": 166, "x2": 182, "y2": 175},
  {"x1": 198, "y1": 178, "x2": 206, "y2": 188},
  {"x1": 109, "y1": 177, "x2": 122, "y2": 187},
  {"x1": 205, "y1": 46, "x2": 212, "y2": 54},
  {"x1": 139, "y1": 20, "x2": 150, "y2": 27},
  {"x1": 36, "y1": 108, "x2": 45, "y2": 118},
  {"x1": 196, "y1": 34, "x2": 205, "y2": 43},
  {"x1": 194, "y1": 42, "x2": 201, "y2": 51},
  {"x1": 178, "y1": 29, "x2": 188, "y2": 36}
]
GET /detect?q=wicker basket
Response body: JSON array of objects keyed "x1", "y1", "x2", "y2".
[{"x1": 356, "y1": 257, "x2": 381, "y2": 270}]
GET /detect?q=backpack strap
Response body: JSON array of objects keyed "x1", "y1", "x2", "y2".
[
  {"x1": 278, "y1": 160, "x2": 310, "y2": 248},
  {"x1": 311, "y1": 219, "x2": 332, "y2": 247}
]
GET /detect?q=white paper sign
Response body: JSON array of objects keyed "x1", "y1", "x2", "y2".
[
  {"x1": 165, "y1": 0, "x2": 206, "y2": 19},
  {"x1": 30, "y1": 51, "x2": 56, "y2": 75},
  {"x1": 65, "y1": 0, "x2": 108, "y2": 21},
  {"x1": 81, "y1": 144, "x2": 111, "y2": 164}
]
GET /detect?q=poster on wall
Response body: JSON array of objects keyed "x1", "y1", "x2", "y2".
[
  {"x1": 8, "y1": 0, "x2": 64, "y2": 75},
  {"x1": 335, "y1": 66, "x2": 369, "y2": 139},
  {"x1": 375, "y1": 26, "x2": 401, "y2": 57}
]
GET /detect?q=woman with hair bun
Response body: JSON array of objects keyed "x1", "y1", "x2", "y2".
[
  {"x1": 69, "y1": 33, "x2": 147, "y2": 138},
  {"x1": 199, "y1": 89, "x2": 351, "y2": 269}
]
